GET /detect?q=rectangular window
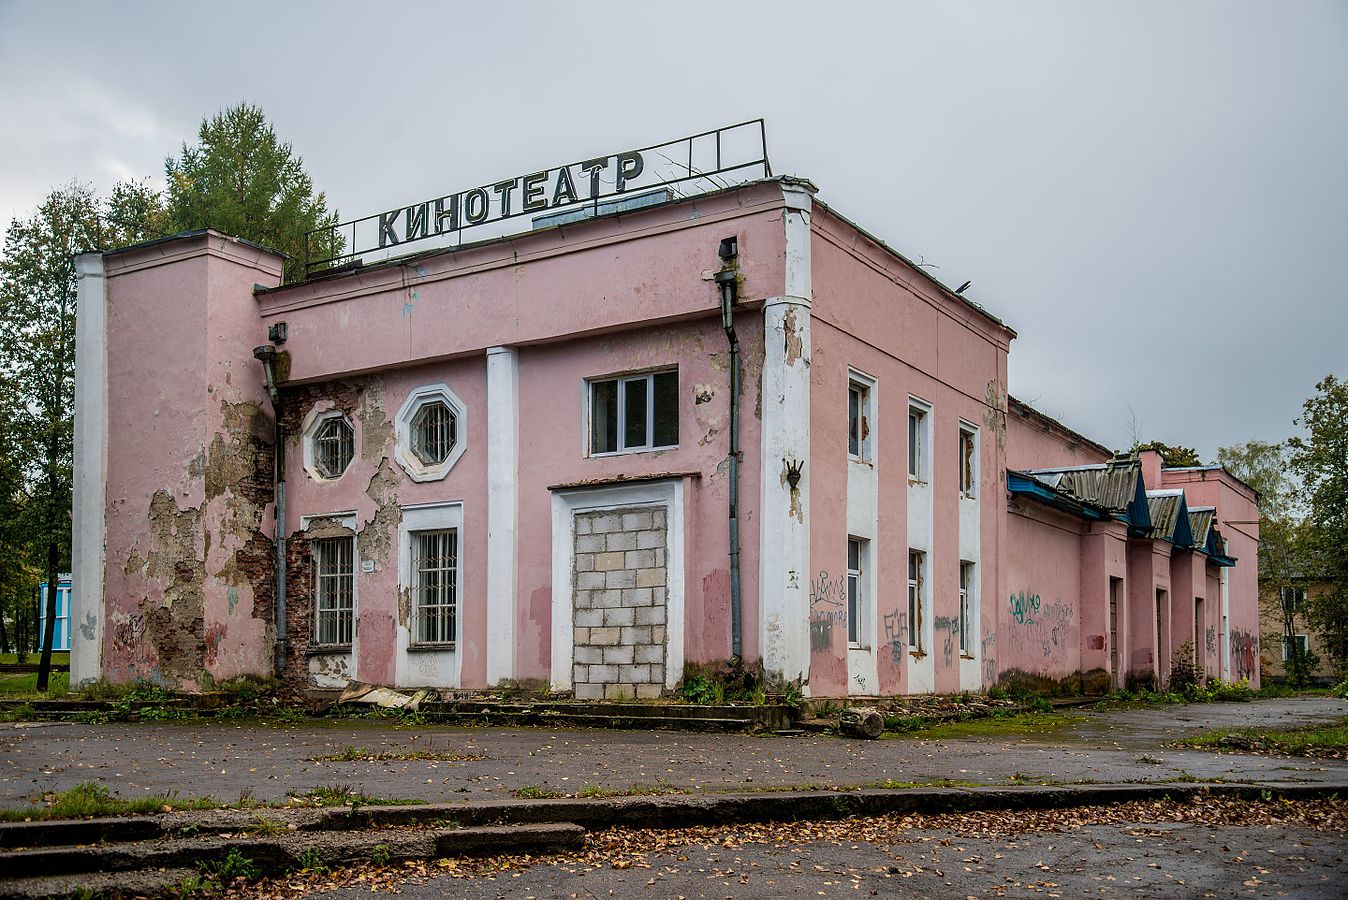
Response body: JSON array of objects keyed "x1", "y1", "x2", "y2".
[
  {"x1": 314, "y1": 536, "x2": 354, "y2": 646},
  {"x1": 958, "y1": 562, "x2": 973, "y2": 654},
  {"x1": 590, "y1": 370, "x2": 678, "y2": 454},
  {"x1": 411, "y1": 529, "x2": 458, "y2": 645},
  {"x1": 958, "y1": 425, "x2": 977, "y2": 498},
  {"x1": 848, "y1": 382, "x2": 870, "y2": 460},
  {"x1": 847, "y1": 538, "x2": 864, "y2": 647},
  {"x1": 1280, "y1": 587, "x2": 1306, "y2": 613},
  {"x1": 907, "y1": 550, "x2": 924, "y2": 650},
  {"x1": 908, "y1": 403, "x2": 927, "y2": 480},
  {"x1": 1283, "y1": 634, "x2": 1309, "y2": 661}
]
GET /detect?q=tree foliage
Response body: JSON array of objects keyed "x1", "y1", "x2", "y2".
[
  {"x1": 1136, "y1": 440, "x2": 1202, "y2": 468},
  {"x1": 1286, "y1": 375, "x2": 1348, "y2": 676},
  {"x1": 165, "y1": 103, "x2": 341, "y2": 282}
]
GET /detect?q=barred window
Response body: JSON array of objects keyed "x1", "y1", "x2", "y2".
[
  {"x1": 313, "y1": 416, "x2": 354, "y2": 479},
  {"x1": 411, "y1": 401, "x2": 456, "y2": 466},
  {"x1": 412, "y1": 529, "x2": 457, "y2": 645},
  {"x1": 314, "y1": 537, "x2": 354, "y2": 646}
]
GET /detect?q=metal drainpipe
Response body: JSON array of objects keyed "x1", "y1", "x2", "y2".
[
  {"x1": 714, "y1": 238, "x2": 742, "y2": 661},
  {"x1": 252, "y1": 345, "x2": 287, "y2": 678}
]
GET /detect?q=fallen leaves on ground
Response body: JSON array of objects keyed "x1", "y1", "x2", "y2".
[{"x1": 227, "y1": 795, "x2": 1346, "y2": 899}]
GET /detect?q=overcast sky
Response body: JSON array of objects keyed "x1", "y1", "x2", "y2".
[{"x1": 2, "y1": 0, "x2": 1344, "y2": 461}]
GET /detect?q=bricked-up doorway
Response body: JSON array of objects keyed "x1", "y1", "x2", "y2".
[
  {"x1": 571, "y1": 506, "x2": 668, "y2": 699},
  {"x1": 550, "y1": 480, "x2": 685, "y2": 695}
]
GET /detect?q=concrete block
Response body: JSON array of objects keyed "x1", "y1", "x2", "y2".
[
  {"x1": 592, "y1": 589, "x2": 622, "y2": 609},
  {"x1": 588, "y1": 663, "x2": 617, "y2": 682},
  {"x1": 575, "y1": 571, "x2": 606, "y2": 590},
  {"x1": 575, "y1": 534, "x2": 606, "y2": 554},
  {"x1": 603, "y1": 606, "x2": 636, "y2": 627},
  {"x1": 622, "y1": 511, "x2": 653, "y2": 531},
  {"x1": 635, "y1": 605, "x2": 665, "y2": 626},
  {"x1": 653, "y1": 548, "x2": 666, "y2": 568},
  {"x1": 572, "y1": 663, "x2": 588, "y2": 684},
  {"x1": 651, "y1": 509, "x2": 666, "y2": 528},
  {"x1": 652, "y1": 626, "x2": 666, "y2": 644},
  {"x1": 604, "y1": 683, "x2": 632, "y2": 700},
  {"x1": 574, "y1": 608, "x2": 603, "y2": 628},
  {"x1": 573, "y1": 627, "x2": 590, "y2": 645},
  {"x1": 574, "y1": 517, "x2": 593, "y2": 536},
  {"x1": 574, "y1": 682, "x2": 604, "y2": 700},
  {"x1": 604, "y1": 569, "x2": 637, "y2": 589},
  {"x1": 621, "y1": 625, "x2": 653, "y2": 645},
  {"x1": 619, "y1": 664, "x2": 650, "y2": 683},
  {"x1": 625, "y1": 549, "x2": 655, "y2": 569},
  {"x1": 636, "y1": 567, "x2": 667, "y2": 588},
  {"x1": 634, "y1": 643, "x2": 664, "y2": 664},
  {"x1": 605, "y1": 531, "x2": 637, "y2": 551},
  {"x1": 574, "y1": 645, "x2": 603, "y2": 664},
  {"x1": 635, "y1": 682, "x2": 663, "y2": 699},
  {"x1": 650, "y1": 663, "x2": 665, "y2": 683},
  {"x1": 621, "y1": 587, "x2": 654, "y2": 606},
  {"x1": 636, "y1": 530, "x2": 664, "y2": 550},
  {"x1": 602, "y1": 644, "x2": 634, "y2": 664},
  {"x1": 574, "y1": 553, "x2": 595, "y2": 573},
  {"x1": 589, "y1": 627, "x2": 620, "y2": 646},
  {"x1": 592, "y1": 514, "x2": 623, "y2": 534},
  {"x1": 594, "y1": 551, "x2": 626, "y2": 571}
]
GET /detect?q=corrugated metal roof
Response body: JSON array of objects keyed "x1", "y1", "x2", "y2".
[
  {"x1": 1025, "y1": 452, "x2": 1146, "y2": 520},
  {"x1": 1188, "y1": 507, "x2": 1215, "y2": 551},
  {"x1": 1146, "y1": 490, "x2": 1193, "y2": 545}
]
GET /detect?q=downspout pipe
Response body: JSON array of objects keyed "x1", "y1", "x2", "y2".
[
  {"x1": 713, "y1": 238, "x2": 742, "y2": 662},
  {"x1": 252, "y1": 345, "x2": 287, "y2": 679}
]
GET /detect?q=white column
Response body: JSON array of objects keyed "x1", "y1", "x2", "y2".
[
  {"x1": 759, "y1": 182, "x2": 814, "y2": 688},
  {"x1": 71, "y1": 253, "x2": 107, "y2": 689},
  {"x1": 486, "y1": 346, "x2": 519, "y2": 685}
]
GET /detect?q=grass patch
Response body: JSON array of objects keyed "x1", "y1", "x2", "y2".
[
  {"x1": 0, "y1": 782, "x2": 218, "y2": 821},
  {"x1": 312, "y1": 744, "x2": 486, "y2": 763},
  {"x1": 1173, "y1": 717, "x2": 1348, "y2": 759},
  {"x1": 513, "y1": 783, "x2": 567, "y2": 799},
  {"x1": 0, "y1": 669, "x2": 70, "y2": 696},
  {"x1": 285, "y1": 784, "x2": 417, "y2": 808},
  {"x1": 0, "y1": 652, "x2": 68, "y2": 666},
  {"x1": 884, "y1": 712, "x2": 1083, "y2": 740}
]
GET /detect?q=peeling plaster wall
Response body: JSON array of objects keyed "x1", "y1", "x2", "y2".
[
  {"x1": 1003, "y1": 500, "x2": 1084, "y2": 682},
  {"x1": 102, "y1": 233, "x2": 282, "y2": 689},
  {"x1": 805, "y1": 206, "x2": 1013, "y2": 697}
]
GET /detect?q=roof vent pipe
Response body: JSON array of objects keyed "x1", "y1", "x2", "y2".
[
  {"x1": 252, "y1": 344, "x2": 288, "y2": 679},
  {"x1": 714, "y1": 236, "x2": 742, "y2": 661}
]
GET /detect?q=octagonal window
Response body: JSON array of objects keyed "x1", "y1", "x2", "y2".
[
  {"x1": 394, "y1": 383, "x2": 469, "y2": 482},
  {"x1": 313, "y1": 416, "x2": 354, "y2": 478},
  {"x1": 411, "y1": 400, "x2": 456, "y2": 466}
]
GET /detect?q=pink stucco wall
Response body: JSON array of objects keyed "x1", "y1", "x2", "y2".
[
  {"x1": 1006, "y1": 400, "x2": 1111, "y2": 471},
  {"x1": 806, "y1": 206, "x2": 1013, "y2": 696},
  {"x1": 1003, "y1": 503, "x2": 1084, "y2": 682}
]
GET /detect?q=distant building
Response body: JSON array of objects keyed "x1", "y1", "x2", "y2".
[
  {"x1": 36, "y1": 575, "x2": 72, "y2": 652},
  {"x1": 67, "y1": 128, "x2": 1261, "y2": 696},
  {"x1": 1259, "y1": 578, "x2": 1339, "y2": 684}
]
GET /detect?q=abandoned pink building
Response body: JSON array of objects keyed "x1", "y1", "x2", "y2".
[{"x1": 67, "y1": 128, "x2": 1260, "y2": 698}]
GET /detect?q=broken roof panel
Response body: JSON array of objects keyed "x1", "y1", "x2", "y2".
[
  {"x1": 1023, "y1": 451, "x2": 1151, "y2": 534},
  {"x1": 1146, "y1": 490, "x2": 1194, "y2": 546}
]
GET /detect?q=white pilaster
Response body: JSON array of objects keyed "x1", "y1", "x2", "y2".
[
  {"x1": 71, "y1": 253, "x2": 107, "y2": 689},
  {"x1": 485, "y1": 346, "x2": 519, "y2": 685},
  {"x1": 759, "y1": 182, "x2": 814, "y2": 688}
]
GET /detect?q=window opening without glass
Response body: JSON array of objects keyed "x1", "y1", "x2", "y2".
[
  {"x1": 908, "y1": 405, "x2": 926, "y2": 479},
  {"x1": 590, "y1": 370, "x2": 678, "y2": 454},
  {"x1": 412, "y1": 529, "x2": 457, "y2": 645},
  {"x1": 848, "y1": 383, "x2": 870, "y2": 459},
  {"x1": 958, "y1": 426, "x2": 976, "y2": 497},
  {"x1": 313, "y1": 416, "x2": 354, "y2": 479},
  {"x1": 314, "y1": 537, "x2": 354, "y2": 645}
]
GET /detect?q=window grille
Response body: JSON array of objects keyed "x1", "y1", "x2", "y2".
[
  {"x1": 314, "y1": 537, "x2": 354, "y2": 645},
  {"x1": 412, "y1": 529, "x2": 457, "y2": 645},
  {"x1": 313, "y1": 416, "x2": 354, "y2": 478},
  {"x1": 411, "y1": 401, "x2": 456, "y2": 465}
]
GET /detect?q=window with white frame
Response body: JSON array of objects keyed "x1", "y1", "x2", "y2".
[
  {"x1": 411, "y1": 529, "x2": 458, "y2": 645},
  {"x1": 908, "y1": 402, "x2": 929, "y2": 481},
  {"x1": 313, "y1": 536, "x2": 354, "y2": 646},
  {"x1": 907, "y1": 549, "x2": 924, "y2": 651},
  {"x1": 394, "y1": 384, "x2": 469, "y2": 482},
  {"x1": 1279, "y1": 587, "x2": 1306, "y2": 613},
  {"x1": 1283, "y1": 633, "x2": 1309, "y2": 661},
  {"x1": 958, "y1": 424, "x2": 977, "y2": 498},
  {"x1": 847, "y1": 537, "x2": 866, "y2": 647},
  {"x1": 959, "y1": 561, "x2": 974, "y2": 655},
  {"x1": 848, "y1": 381, "x2": 871, "y2": 460},
  {"x1": 589, "y1": 369, "x2": 678, "y2": 455}
]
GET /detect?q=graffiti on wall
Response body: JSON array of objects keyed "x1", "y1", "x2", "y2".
[
  {"x1": 1008, "y1": 591, "x2": 1041, "y2": 625},
  {"x1": 809, "y1": 569, "x2": 847, "y2": 651},
  {"x1": 1230, "y1": 630, "x2": 1258, "y2": 681},
  {"x1": 1204, "y1": 625, "x2": 1216, "y2": 656},
  {"x1": 982, "y1": 632, "x2": 997, "y2": 685},
  {"x1": 934, "y1": 616, "x2": 958, "y2": 667},
  {"x1": 883, "y1": 610, "x2": 908, "y2": 665}
]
